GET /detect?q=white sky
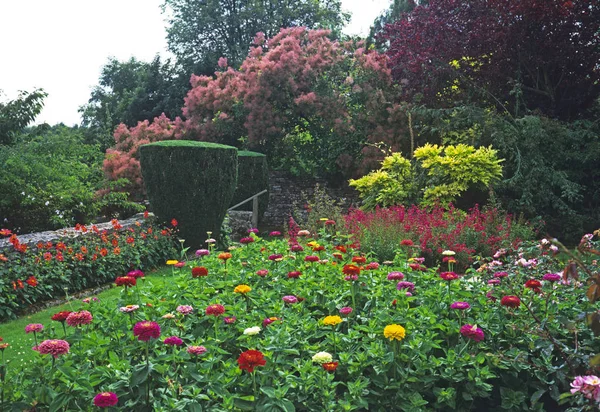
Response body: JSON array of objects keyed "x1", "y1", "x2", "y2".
[{"x1": 0, "y1": 0, "x2": 391, "y2": 126}]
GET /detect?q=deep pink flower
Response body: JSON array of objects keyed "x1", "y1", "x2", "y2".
[
  {"x1": 263, "y1": 317, "x2": 280, "y2": 327},
  {"x1": 488, "y1": 279, "x2": 501, "y2": 285},
  {"x1": 344, "y1": 274, "x2": 358, "y2": 281},
  {"x1": 247, "y1": 228, "x2": 259, "y2": 234},
  {"x1": 37, "y1": 339, "x2": 70, "y2": 358},
  {"x1": 366, "y1": 262, "x2": 380, "y2": 270},
  {"x1": 543, "y1": 273, "x2": 561, "y2": 282},
  {"x1": 127, "y1": 269, "x2": 145, "y2": 278},
  {"x1": 282, "y1": 295, "x2": 298, "y2": 304},
  {"x1": 450, "y1": 302, "x2": 470, "y2": 310},
  {"x1": 224, "y1": 316, "x2": 237, "y2": 324},
  {"x1": 133, "y1": 321, "x2": 161, "y2": 341},
  {"x1": 195, "y1": 249, "x2": 210, "y2": 256},
  {"x1": 493, "y1": 271, "x2": 508, "y2": 278},
  {"x1": 256, "y1": 269, "x2": 269, "y2": 277},
  {"x1": 339, "y1": 307, "x2": 353, "y2": 316},
  {"x1": 290, "y1": 244, "x2": 304, "y2": 252},
  {"x1": 460, "y1": 324, "x2": 484, "y2": 342},
  {"x1": 164, "y1": 336, "x2": 184, "y2": 346},
  {"x1": 269, "y1": 231, "x2": 282, "y2": 236},
  {"x1": 440, "y1": 271, "x2": 459, "y2": 281},
  {"x1": 396, "y1": 281, "x2": 415, "y2": 292},
  {"x1": 93, "y1": 392, "x2": 118, "y2": 407},
  {"x1": 66, "y1": 311, "x2": 93, "y2": 327},
  {"x1": 304, "y1": 255, "x2": 320, "y2": 262},
  {"x1": 387, "y1": 272, "x2": 405, "y2": 280},
  {"x1": 187, "y1": 345, "x2": 207, "y2": 356},
  {"x1": 268, "y1": 254, "x2": 283, "y2": 261},
  {"x1": 205, "y1": 304, "x2": 225, "y2": 316},
  {"x1": 240, "y1": 237, "x2": 254, "y2": 244},
  {"x1": 287, "y1": 271, "x2": 301, "y2": 279},
  {"x1": 25, "y1": 324, "x2": 44, "y2": 333}
]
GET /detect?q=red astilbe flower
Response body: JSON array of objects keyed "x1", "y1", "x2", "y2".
[
  {"x1": 192, "y1": 266, "x2": 209, "y2": 277},
  {"x1": 237, "y1": 350, "x2": 267, "y2": 373},
  {"x1": 500, "y1": 295, "x2": 521, "y2": 308},
  {"x1": 133, "y1": 321, "x2": 161, "y2": 341}
]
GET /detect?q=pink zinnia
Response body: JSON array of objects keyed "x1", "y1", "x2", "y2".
[
  {"x1": 282, "y1": 295, "x2": 298, "y2": 304},
  {"x1": 460, "y1": 324, "x2": 485, "y2": 342},
  {"x1": 488, "y1": 279, "x2": 501, "y2": 285},
  {"x1": 450, "y1": 302, "x2": 470, "y2": 310},
  {"x1": 247, "y1": 228, "x2": 259, "y2": 234},
  {"x1": 268, "y1": 254, "x2": 283, "y2": 261},
  {"x1": 38, "y1": 339, "x2": 70, "y2": 358},
  {"x1": 493, "y1": 271, "x2": 508, "y2": 278},
  {"x1": 187, "y1": 345, "x2": 207, "y2": 356},
  {"x1": 396, "y1": 281, "x2": 415, "y2": 292},
  {"x1": 94, "y1": 392, "x2": 118, "y2": 407},
  {"x1": 387, "y1": 272, "x2": 405, "y2": 280},
  {"x1": 339, "y1": 307, "x2": 353, "y2": 316},
  {"x1": 224, "y1": 316, "x2": 237, "y2": 324},
  {"x1": 240, "y1": 237, "x2": 254, "y2": 244},
  {"x1": 164, "y1": 336, "x2": 184, "y2": 346},
  {"x1": 287, "y1": 271, "x2": 301, "y2": 279},
  {"x1": 66, "y1": 310, "x2": 93, "y2": 327},
  {"x1": 440, "y1": 272, "x2": 459, "y2": 281},
  {"x1": 290, "y1": 244, "x2": 304, "y2": 252},
  {"x1": 25, "y1": 323, "x2": 44, "y2": 333},
  {"x1": 195, "y1": 249, "x2": 210, "y2": 256},
  {"x1": 304, "y1": 255, "x2": 319, "y2": 262},
  {"x1": 366, "y1": 262, "x2": 380, "y2": 270},
  {"x1": 133, "y1": 321, "x2": 161, "y2": 341},
  {"x1": 256, "y1": 269, "x2": 269, "y2": 277},
  {"x1": 177, "y1": 305, "x2": 194, "y2": 315},
  {"x1": 175, "y1": 262, "x2": 186, "y2": 268},
  {"x1": 127, "y1": 269, "x2": 145, "y2": 278},
  {"x1": 543, "y1": 273, "x2": 561, "y2": 282},
  {"x1": 269, "y1": 231, "x2": 281, "y2": 236}
]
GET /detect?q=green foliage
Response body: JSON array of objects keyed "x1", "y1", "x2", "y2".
[
  {"x1": 349, "y1": 152, "x2": 415, "y2": 210},
  {"x1": 0, "y1": 89, "x2": 47, "y2": 145},
  {"x1": 230, "y1": 151, "x2": 269, "y2": 222},
  {"x1": 0, "y1": 126, "x2": 105, "y2": 233},
  {"x1": 291, "y1": 183, "x2": 348, "y2": 238},
  {"x1": 413, "y1": 143, "x2": 503, "y2": 206},
  {"x1": 139, "y1": 140, "x2": 238, "y2": 248}
]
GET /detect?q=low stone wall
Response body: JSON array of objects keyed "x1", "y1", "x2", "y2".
[{"x1": 261, "y1": 171, "x2": 360, "y2": 229}]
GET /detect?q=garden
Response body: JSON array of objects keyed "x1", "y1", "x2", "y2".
[{"x1": 1, "y1": 0, "x2": 600, "y2": 410}]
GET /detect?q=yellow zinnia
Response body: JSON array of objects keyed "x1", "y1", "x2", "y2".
[
  {"x1": 384, "y1": 324, "x2": 406, "y2": 341},
  {"x1": 166, "y1": 260, "x2": 179, "y2": 265},
  {"x1": 322, "y1": 315, "x2": 343, "y2": 327},
  {"x1": 234, "y1": 284, "x2": 252, "y2": 294}
]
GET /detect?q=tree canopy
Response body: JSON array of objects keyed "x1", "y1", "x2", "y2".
[{"x1": 0, "y1": 89, "x2": 47, "y2": 146}]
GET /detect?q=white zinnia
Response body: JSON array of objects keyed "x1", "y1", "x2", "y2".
[
  {"x1": 442, "y1": 250, "x2": 456, "y2": 256},
  {"x1": 312, "y1": 351, "x2": 333, "y2": 363},
  {"x1": 243, "y1": 326, "x2": 261, "y2": 336}
]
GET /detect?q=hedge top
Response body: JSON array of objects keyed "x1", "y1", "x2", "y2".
[
  {"x1": 142, "y1": 140, "x2": 237, "y2": 150},
  {"x1": 238, "y1": 150, "x2": 266, "y2": 157}
]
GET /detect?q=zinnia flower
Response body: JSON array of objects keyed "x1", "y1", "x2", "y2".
[
  {"x1": 256, "y1": 269, "x2": 269, "y2": 277},
  {"x1": 383, "y1": 324, "x2": 406, "y2": 341},
  {"x1": 187, "y1": 345, "x2": 207, "y2": 356},
  {"x1": 195, "y1": 249, "x2": 210, "y2": 257},
  {"x1": 387, "y1": 272, "x2": 405, "y2": 280},
  {"x1": 287, "y1": 271, "x2": 301, "y2": 279},
  {"x1": 322, "y1": 315, "x2": 343, "y2": 326},
  {"x1": 525, "y1": 279, "x2": 542, "y2": 293},
  {"x1": 51, "y1": 311, "x2": 71, "y2": 322},
  {"x1": 450, "y1": 302, "x2": 470, "y2": 310},
  {"x1": 460, "y1": 324, "x2": 485, "y2": 342},
  {"x1": 177, "y1": 305, "x2": 194, "y2": 315},
  {"x1": 243, "y1": 326, "x2": 261, "y2": 335},
  {"x1": 304, "y1": 255, "x2": 320, "y2": 262},
  {"x1": 127, "y1": 269, "x2": 145, "y2": 278},
  {"x1": 115, "y1": 276, "x2": 136, "y2": 287},
  {"x1": 488, "y1": 279, "x2": 501, "y2": 285},
  {"x1": 133, "y1": 321, "x2": 161, "y2": 341},
  {"x1": 164, "y1": 336, "x2": 184, "y2": 346},
  {"x1": 262, "y1": 317, "x2": 280, "y2": 327},
  {"x1": 269, "y1": 231, "x2": 282, "y2": 236},
  {"x1": 500, "y1": 295, "x2": 521, "y2": 308},
  {"x1": 543, "y1": 273, "x2": 561, "y2": 282},
  {"x1": 247, "y1": 228, "x2": 259, "y2": 234},
  {"x1": 25, "y1": 324, "x2": 44, "y2": 333},
  {"x1": 339, "y1": 307, "x2": 353, "y2": 316},
  {"x1": 93, "y1": 392, "x2": 118, "y2": 407},
  {"x1": 366, "y1": 262, "x2": 380, "y2": 270},
  {"x1": 290, "y1": 244, "x2": 304, "y2": 252},
  {"x1": 238, "y1": 350, "x2": 266, "y2": 372},
  {"x1": 240, "y1": 237, "x2": 254, "y2": 244},
  {"x1": 38, "y1": 339, "x2": 70, "y2": 358},
  {"x1": 400, "y1": 239, "x2": 414, "y2": 246},
  {"x1": 66, "y1": 310, "x2": 93, "y2": 327},
  {"x1": 166, "y1": 260, "x2": 179, "y2": 265},
  {"x1": 322, "y1": 361, "x2": 339, "y2": 372},
  {"x1": 234, "y1": 284, "x2": 252, "y2": 294},
  {"x1": 396, "y1": 281, "x2": 415, "y2": 292},
  {"x1": 297, "y1": 230, "x2": 310, "y2": 237},
  {"x1": 440, "y1": 271, "x2": 459, "y2": 281},
  {"x1": 162, "y1": 313, "x2": 176, "y2": 319},
  {"x1": 120, "y1": 305, "x2": 139, "y2": 313},
  {"x1": 206, "y1": 304, "x2": 225, "y2": 316},
  {"x1": 494, "y1": 271, "x2": 508, "y2": 278},
  {"x1": 312, "y1": 351, "x2": 333, "y2": 363},
  {"x1": 442, "y1": 250, "x2": 456, "y2": 256},
  {"x1": 282, "y1": 295, "x2": 298, "y2": 304},
  {"x1": 218, "y1": 252, "x2": 232, "y2": 260},
  {"x1": 224, "y1": 316, "x2": 237, "y2": 324},
  {"x1": 192, "y1": 267, "x2": 208, "y2": 277},
  {"x1": 342, "y1": 264, "x2": 360, "y2": 277},
  {"x1": 351, "y1": 256, "x2": 366, "y2": 264},
  {"x1": 268, "y1": 254, "x2": 283, "y2": 261}
]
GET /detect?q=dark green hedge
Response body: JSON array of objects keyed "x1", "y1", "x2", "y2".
[
  {"x1": 230, "y1": 150, "x2": 269, "y2": 223},
  {"x1": 139, "y1": 140, "x2": 238, "y2": 248}
]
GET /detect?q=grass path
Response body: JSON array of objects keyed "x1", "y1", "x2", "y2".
[{"x1": 0, "y1": 266, "x2": 174, "y2": 369}]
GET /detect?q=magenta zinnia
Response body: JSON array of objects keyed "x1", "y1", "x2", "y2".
[
  {"x1": 440, "y1": 271, "x2": 459, "y2": 281},
  {"x1": 450, "y1": 302, "x2": 470, "y2": 310},
  {"x1": 38, "y1": 339, "x2": 70, "y2": 358},
  {"x1": 460, "y1": 324, "x2": 485, "y2": 342},
  {"x1": 164, "y1": 336, "x2": 184, "y2": 346},
  {"x1": 93, "y1": 392, "x2": 118, "y2": 407},
  {"x1": 133, "y1": 321, "x2": 161, "y2": 341},
  {"x1": 25, "y1": 323, "x2": 44, "y2": 333}
]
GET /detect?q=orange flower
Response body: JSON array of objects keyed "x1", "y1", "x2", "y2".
[
  {"x1": 0, "y1": 254, "x2": 7, "y2": 262},
  {"x1": 113, "y1": 247, "x2": 121, "y2": 255},
  {"x1": 342, "y1": 264, "x2": 361, "y2": 277},
  {"x1": 100, "y1": 248, "x2": 108, "y2": 257},
  {"x1": 322, "y1": 361, "x2": 339, "y2": 372},
  {"x1": 351, "y1": 256, "x2": 366, "y2": 264},
  {"x1": 218, "y1": 252, "x2": 232, "y2": 261},
  {"x1": 0, "y1": 229, "x2": 12, "y2": 236},
  {"x1": 126, "y1": 237, "x2": 135, "y2": 244},
  {"x1": 144, "y1": 211, "x2": 149, "y2": 218},
  {"x1": 111, "y1": 239, "x2": 119, "y2": 247},
  {"x1": 80, "y1": 246, "x2": 88, "y2": 254},
  {"x1": 171, "y1": 218, "x2": 178, "y2": 226}
]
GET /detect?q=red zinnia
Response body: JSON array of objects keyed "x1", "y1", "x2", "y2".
[
  {"x1": 440, "y1": 272, "x2": 459, "y2": 281},
  {"x1": 312, "y1": 245, "x2": 325, "y2": 252},
  {"x1": 525, "y1": 279, "x2": 542, "y2": 293},
  {"x1": 342, "y1": 264, "x2": 361, "y2": 277},
  {"x1": 52, "y1": 311, "x2": 72, "y2": 322},
  {"x1": 192, "y1": 267, "x2": 209, "y2": 277},
  {"x1": 237, "y1": 350, "x2": 266, "y2": 373},
  {"x1": 115, "y1": 276, "x2": 136, "y2": 287},
  {"x1": 322, "y1": 361, "x2": 339, "y2": 372},
  {"x1": 500, "y1": 295, "x2": 521, "y2": 308},
  {"x1": 26, "y1": 276, "x2": 38, "y2": 287},
  {"x1": 400, "y1": 239, "x2": 414, "y2": 246},
  {"x1": 133, "y1": 321, "x2": 161, "y2": 341},
  {"x1": 287, "y1": 271, "x2": 301, "y2": 279},
  {"x1": 171, "y1": 218, "x2": 178, "y2": 227},
  {"x1": 205, "y1": 304, "x2": 225, "y2": 316},
  {"x1": 304, "y1": 255, "x2": 320, "y2": 262},
  {"x1": 352, "y1": 256, "x2": 366, "y2": 264}
]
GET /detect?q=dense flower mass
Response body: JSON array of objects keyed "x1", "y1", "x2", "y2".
[
  {"x1": 460, "y1": 324, "x2": 485, "y2": 342},
  {"x1": 383, "y1": 324, "x2": 406, "y2": 341},
  {"x1": 237, "y1": 350, "x2": 266, "y2": 372},
  {"x1": 37, "y1": 339, "x2": 70, "y2": 358},
  {"x1": 133, "y1": 321, "x2": 161, "y2": 341},
  {"x1": 66, "y1": 310, "x2": 93, "y2": 327},
  {"x1": 93, "y1": 392, "x2": 118, "y2": 408}
]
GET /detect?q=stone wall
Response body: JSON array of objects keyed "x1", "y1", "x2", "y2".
[{"x1": 261, "y1": 171, "x2": 360, "y2": 229}]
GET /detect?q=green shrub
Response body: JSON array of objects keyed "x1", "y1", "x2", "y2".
[
  {"x1": 139, "y1": 140, "x2": 238, "y2": 248},
  {"x1": 230, "y1": 151, "x2": 269, "y2": 222}
]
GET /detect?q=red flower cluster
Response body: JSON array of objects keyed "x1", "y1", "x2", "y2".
[{"x1": 237, "y1": 350, "x2": 267, "y2": 373}]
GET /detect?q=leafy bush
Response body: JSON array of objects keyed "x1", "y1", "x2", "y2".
[
  {"x1": 290, "y1": 184, "x2": 349, "y2": 238},
  {"x1": 345, "y1": 204, "x2": 534, "y2": 264},
  {"x1": 0, "y1": 126, "x2": 104, "y2": 233},
  {"x1": 139, "y1": 140, "x2": 238, "y2": 248},
  {"x1": 1, "y1": 229, "x2": 598, "y2": 410},
  {"x1": 230, "y1": 151, "x2": 269, "y2": 221},
  {"x1": 0, "y1": 217, "x2": 177, "y2": 320}
]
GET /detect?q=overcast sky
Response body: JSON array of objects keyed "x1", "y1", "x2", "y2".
[{"x1": 0, "y1": 0, "x2": 390, "y2": 126}]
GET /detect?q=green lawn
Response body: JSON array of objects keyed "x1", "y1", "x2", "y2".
[{"x1": 0, "y1": 266, "x2": 174, "y2": 369}]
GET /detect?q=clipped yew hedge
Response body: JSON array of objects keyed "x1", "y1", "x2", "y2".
[
  {"x1": 139, "y1": 141, "x2": 238, "y2": 248},
  {"x1": 230, "y1": 150, "x2": 269, "y2": 222}
]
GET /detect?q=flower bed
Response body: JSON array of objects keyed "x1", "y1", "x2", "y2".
[
  {"x1": 0, "y1": 229, "x2": 598, "y2": 410},
  {"x1": 0, "y1": 217, "x2": 177, "y2": 320}
]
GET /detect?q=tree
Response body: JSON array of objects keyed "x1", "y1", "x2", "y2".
[
  {"x1": 79, "y1": 56, "x2": 186, "y2": 150},
  {"x1": 382, "y1": 0, "x2": 600, "y2": 120},
  {"x1": 162, "y1": 0, "x2": 350, "y2": 70},
  {"x1": 368, "y1": 0, "x2": 427, "y2": 48},
  {"x1": 0, "y1": 89, "x2": 47, "y2": 146}
]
